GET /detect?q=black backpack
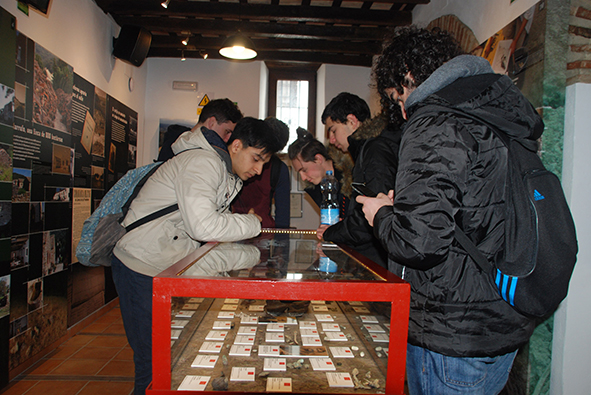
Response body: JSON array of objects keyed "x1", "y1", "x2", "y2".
[{"x1": 413, "y1": 105, "x2": 578, "y2": 318}]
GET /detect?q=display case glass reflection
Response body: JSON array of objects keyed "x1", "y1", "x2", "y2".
[{"x1": 178, "y1": 232, "x2": 383, "y2": 282}]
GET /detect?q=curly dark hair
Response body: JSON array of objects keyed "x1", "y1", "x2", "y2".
[{"x1": 373, "y1": 26, "x2": 465, "y2": 97}]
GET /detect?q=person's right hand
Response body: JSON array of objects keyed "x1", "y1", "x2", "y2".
[{"x1": 356, "y1": 191, "x2": 393, "y2": 227}]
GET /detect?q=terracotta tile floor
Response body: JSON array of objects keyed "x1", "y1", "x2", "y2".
[{"x1": 1, "y1": 306, "x2": 135, "y2": 395}]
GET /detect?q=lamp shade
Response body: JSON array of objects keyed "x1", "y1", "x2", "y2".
[{"x1": 219, "y1": 32, "x2": 257, "y2": 60}]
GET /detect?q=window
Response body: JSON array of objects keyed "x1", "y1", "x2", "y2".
[{"x1": 267, "y1": 64, "x2": 318, "y2": 152}]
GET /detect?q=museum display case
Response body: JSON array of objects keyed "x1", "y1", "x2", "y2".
[{"x1": 148, "y1": 230, "x2": 410, "y2": 394}]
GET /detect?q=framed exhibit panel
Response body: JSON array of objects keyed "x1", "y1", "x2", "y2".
[{"x1": 149, "y1": 230, "x2": 410, "y2": 394}]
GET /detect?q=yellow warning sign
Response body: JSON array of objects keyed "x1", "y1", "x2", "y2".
[{"x1": 199, "y1": 94, "x2": 210, "y2": 107}]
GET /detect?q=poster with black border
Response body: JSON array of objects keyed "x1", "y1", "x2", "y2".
[
  {"x1": 0, "y1": 5, "x2": 16, "y2": 388},
  {"x1": 105, "y1": 96, "x2": 137, "y2": 191},
  {"x1": 9, "y1": 30, "x2": 71, "y2": 372}
]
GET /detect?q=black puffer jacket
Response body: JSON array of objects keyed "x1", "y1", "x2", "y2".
[
  {"x1": 374, "y1": 55, "x2": 539, "y2": 357},
  {"x1": 323, "y1": 115, "x2": 402, "y2": 268}
]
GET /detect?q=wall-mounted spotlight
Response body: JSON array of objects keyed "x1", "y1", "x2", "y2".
[
  {"x1": 161, "y1": 0, "x2": 170, "y2": 8},
  {"x1": 181, "y1": 50, "x2": 186, "y2": 61},
  {"x1": 182, "y1": 36, "x2": 189, "y2": 46},
  {"x1": 200, "y1": 50, "x2": 208, "y2": 60}
]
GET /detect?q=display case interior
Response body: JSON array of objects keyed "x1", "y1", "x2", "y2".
[{"x1": 151, "y1": 231, "x2": 410, "y2": 394}]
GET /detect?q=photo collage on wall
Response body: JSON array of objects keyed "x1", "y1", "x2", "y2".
[{"x1": 0, "y1": 28, "x2": 138, "y2": 370}]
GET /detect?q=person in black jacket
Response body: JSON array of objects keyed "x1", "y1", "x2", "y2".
[
  {"x1": 357, "y1": 26, "x2": 538, "y2": 395},
  {"x1": 319, "y1": 92, "x2": 404, "y2": 268}
]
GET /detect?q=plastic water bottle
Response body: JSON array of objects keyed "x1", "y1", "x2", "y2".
[{"x1": 320, "y1": 170, "x2": 339, "y2": 225}]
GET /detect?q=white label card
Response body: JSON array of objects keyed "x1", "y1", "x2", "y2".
[
  {"x1": 221, "y1": 304, "x2": 238, "y2": 311},
  {"x1": 205, "y1": 330, "x2": 227, "y2": 341},
  {"x1": 265, "y1": 332, "x2": 285, "y2": 343},
  {"x1": 315, "y1": 314, "x2": 334, "y2": 322},
  {"x1": 299, "y1": 321, "x2": 317, "y2": 329},
  {"x1": 230, "y1": 367, "x2": 256, "y2": 381},
  {"x1": 249, "y1": 305, "x2": 265, "y2": 311},
  {"x1": 312, "y1": 305, "x2": 329, "y2": 312},
  {"x1": 171, "y1": 320, "x2": 189, "y2": 329},
  {"x1": 238, "y1": 326, "x2": 258, "y2": 335},
  {"x1": 175, "y1": 310, "x2": 195, "y2": 318},
  {"x1": 359, "y1": 315, "x2": 379, "y2": 323},
  {"x1": 266, "y1": 377, "x2": 292, "y2": 392},
  {"x1": 199, "y1": 342, "x2": 224, "y2": 353},
  {"x1": 352, "y1": 306, "x2": 370, "y2": 313},
  {"x1": 212, "y1": 321, "x2": 232, "y2": 330},
  {"x1": 301, "y1": 336, "x2": 322, "y2": 346},
  {"x1": 310, "y1": 357, "x2": 336, "y2": 371},
  {"x1": 266, "y1": 323, "x2": 285, "y2": 332},
  {"x1": 263, "y1": 357, "x2": 287, "y2": 371},
  {"x1": 218, "y1": 311, "x2": 235, "y2": 319},
  {"x1": 364, "y1": 324, "x2": 385, "y2": 333},
  {"x1": 224, "y1": 298, "x2": 240, "y2": 304},
  {"x1": 326, "y1": 372, "x2": 354, "y2": 388},
  {"x1": 330, "y1": 346, "x2": 354, "y2": 358},
  {"x1": 182, "y1": 303, "x2": 200, "y2": 310},
  {"x1": 177, "y1": 375, "x2": 210, "y2": 391},
  {"x1": 370, "y1": 333, "x2": 390, "y2": 343},
  {"x1": 234, "y1": 335, "x2": 256, "y2": 345},
  {"x1": 171, "y1": 329, "x2": 182, "y2": 340},
  {"x1": 300, "y1": 329, "x2": 320, "y2": 337},
  {"x1": 258, "y1": 345, "x2": 281, "y2": 356},
  {"x1": 325, "y1": 332, "x2": 347, "y2": 341},
  {"x1": 241, "y1": 316, "x2": 259, "y2": 324},
  {"x1": 229, "y1": 345, "x2": 252, "y2": 356},
  {"x1": 321, "y1": 323, "x2": 340, "y2": 331},
  {"x1": 191, "y1": 355, "x2": 218, "y2": 368}
]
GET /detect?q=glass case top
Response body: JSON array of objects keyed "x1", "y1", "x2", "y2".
[{"x1": 177, "y1": 232, "x2": 384, "y2": 282}]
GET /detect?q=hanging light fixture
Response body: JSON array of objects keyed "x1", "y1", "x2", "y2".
[
  {"x1": 219, "y1": 31, "x2": 257, "y2": 60},
  {"x1": 181, "y1": 50, "x2": 186, "y2": 61},
  {"x1": 181, "y1": 36, "x2": 189, "y2": 46},
  {"x1": 200, "y1": 50, "x2": 209, "y2": 60},
  {"x1": 161, "y1": 0, "x2": 170, "y2": 8}
]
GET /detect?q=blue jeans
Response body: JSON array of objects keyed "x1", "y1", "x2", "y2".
[
  {"x1": 111, "y1": 255, "x2": 153, "y2": 395},
  {"x1": 406, "y1": 343, "x2": 517, "y2": 395}
]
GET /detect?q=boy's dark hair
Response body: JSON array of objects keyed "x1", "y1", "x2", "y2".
[
  {"x1": 373, "y1": 26, "x2": 465, "y2": 99},
  {"x1": 264, "y1": 117, "x2": 290, "y2": 151},
  {"x1": 228, "y1": 117, "x2": 282, "y2": 155},
  {"x1": 198, "y1": 98, "x2": 243, "y2": 124},
  {"x1": 287, "y1": 127, "x2": 331, "y2": 163},
  {"x1": 321, "y1": 92, "x2": 371, "y2": 124}
]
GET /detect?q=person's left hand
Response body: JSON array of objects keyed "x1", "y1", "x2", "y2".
[
  {"x1": 248, "y1": 208, "x2": 263, "y2": 222},
  {"x1": 316, "y1": 224, "x2": 330, "y2": 240}
]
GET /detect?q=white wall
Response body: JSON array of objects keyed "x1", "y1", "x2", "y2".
[
  {"x1": 551, "y1": 83, "x2": 591, "y2": 395},
  {"x1": 0, "y1": 0, "x2": 148, "y2": 150},
  {"x1": 142, "y1": 58, "x2": 263, "y2": 164}
]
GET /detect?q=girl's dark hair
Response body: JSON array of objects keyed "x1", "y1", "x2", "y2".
[
  {"x1": 287, "y1": 128, "x2": 331, "y2": 163},
  {"x1": 373, "y1": 26, "x2": 465, "y2": 97},
  {"x1": 228, "y1": 117, "x2": 282, "y2": 155}
]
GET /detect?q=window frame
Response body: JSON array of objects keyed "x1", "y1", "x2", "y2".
[{"x1": 266, "y1": 63, "x2": 318, "y2": 137}]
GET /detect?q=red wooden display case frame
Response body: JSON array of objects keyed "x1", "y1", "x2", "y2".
[{"x1": 148, "y1": 239, "x2": 410, "y2": 394}]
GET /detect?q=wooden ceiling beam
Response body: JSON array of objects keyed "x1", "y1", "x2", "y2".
[
  {"x1": 148, "y1": 47, "x2": 374, "y2": 67},
  {"x1": 150, "y1": 35, "x2": 383, "y2": 55},
  {"x1": 114, "y1": 16, "x2": 391, "y2": 41},
  {"x1": 99, "y1": 2, "x2": 411, "y2": 26}
]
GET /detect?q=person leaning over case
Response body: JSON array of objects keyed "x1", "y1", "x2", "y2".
[
  {"x1": 232, "y1": 117, "x2": 291, "y2": 228},
  {"x1": 288, "y1": 128, "x2": 350, "y2": 219},
  {"x1": 112, "y1": 117, "x2": 283, "y2": 395},
  {"x1": 357, "y1": 26, "x2": 538, "y2": 395},
  {"x1": 318, "y1": 92, "x2": 405, "y2": 268}
]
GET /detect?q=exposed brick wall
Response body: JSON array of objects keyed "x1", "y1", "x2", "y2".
[
  {"x1": 427, "y1": 15, "x2": 480, "y2": 54},
  {"x1": 568, "y1": 1, "x2": 591, "y2": 85}
]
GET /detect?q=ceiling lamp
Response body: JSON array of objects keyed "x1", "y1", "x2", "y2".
[
  {"x1": 161, "y1": 0, "x2": 170, "y2": 8},
  {"x1": 200, "y1": 50, "x2": 208, "y2": 60},
  {"x1": 219, "y1": 32, "x2": 257, "y2": 60},
  {"x1": 181, "y1": 50, "x2": 186, "y2": 61},
  {"x1": 182, "y1": 36, "x2": 189, "y2": 46}
]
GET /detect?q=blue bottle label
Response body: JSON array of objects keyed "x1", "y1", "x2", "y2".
[
  {"x1": 320, "y1": 208, "x2": 339, "y2": 225},
  {"x1": 319, "y1": 256, "x2": 338, "y2": 273}
]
